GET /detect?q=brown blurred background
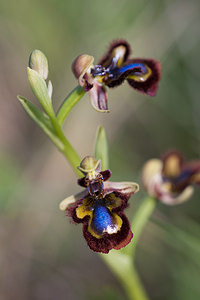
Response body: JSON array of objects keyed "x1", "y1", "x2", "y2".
[{"x1": 0, "y1": 0, "x2": 200, "y2": 299}]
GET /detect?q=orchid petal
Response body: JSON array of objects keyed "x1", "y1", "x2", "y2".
[
  {"x1": 162, "y1": 151, "x2": 183, "y2": 178},
  {"x1": 190, "y1": 172, "x2": 200, "y2": 184},
  {"x1": 142, "y1": 159, "x2": 162, "y2": 190},
  {"x1": 104, "y1": 181, "x2": 139, "y2": 196},
  {"x1": 89, "y1": 82, "x2": 110, "y2": 112},
  {"x1": 59, "y1": 190, "x2": 88, "y2": 211},
  {"x1": 99, "y1": 40, "x2": 130, "y2": 68},
  {"x1": 126, "y1": 59, "x2": 161, "y2": 96},
  {"x1": 160, "y1": 186, "x2": 194, "y2": 206},
  {"x1": 182, "y1": 161, "x2": 200, "y2": 185},
  {"x1": 72, "y1": 54, "x2": 94, "y2": 89}
]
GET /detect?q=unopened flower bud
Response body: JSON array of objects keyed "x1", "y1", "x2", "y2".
[{"x1": 29, "y1": 49, "x2": 48, "y2": 80}]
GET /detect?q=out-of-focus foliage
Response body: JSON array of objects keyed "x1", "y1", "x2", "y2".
[{"x1": 0, "y1": 0, "x2": 200, "y2": 299}]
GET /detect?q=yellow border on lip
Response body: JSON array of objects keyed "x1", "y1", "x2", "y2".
[{"x1": 128, "y1": 65, "x2": 152, "y2": 82}]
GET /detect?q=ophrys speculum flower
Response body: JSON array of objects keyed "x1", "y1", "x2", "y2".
[
  {"x1": 142, "y1": 150, "x2": 200, "y2": 205},
  {"x1": 60, "y1": 156, "x2": 139, "y2": 253},
  {"x1": 72, "y1": 40, "x2": 161, "y2": 112}
]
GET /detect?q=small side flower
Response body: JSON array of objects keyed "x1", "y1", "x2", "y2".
[
  {"x1": 60, "y1": 156, "x2": 139, "y2": 253},
  {"x1": 72, "y1": 40, "x2": 161, "y2": 112},
  {"x1": 142, "y1": 150, "x2": 200, "y2": 205}
]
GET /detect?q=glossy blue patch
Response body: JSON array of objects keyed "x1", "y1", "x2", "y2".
[
  {"x1": 175, "y1": 170, "x2": 191, "y2": 182},
  {"x1": 118, "y1": 63, "x2": 148, "y2": 75},
  {"x1": 163, "y1": 170, "x2": 191, "y2": 185},
  {"x1": 91, "y1": 204, "x2": 113, "y2": 235}
]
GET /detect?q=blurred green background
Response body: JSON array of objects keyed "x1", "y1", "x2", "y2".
[{"x1": 0, "y1": 0, "x2": 200, "y2": 299}]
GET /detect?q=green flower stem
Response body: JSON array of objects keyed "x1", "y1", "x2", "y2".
[
  {"x1": 56, "y1": 85, "x2": 85, "y2": 126},
  {"x1": 94, "y1": 126, "x2": 109, "y2": 170},
  {"x1": 33, "y1": 85, "x2": 85, "y2": 177},
  {"x1": 48, "y1": 112, "x2": 82, "y2": 177},
  {"x1": 101, "y1": 252, "x2": 149, "y2": 300},
  {"x1": 101, "y1": 196, "x2": 156, "y2": 300}
]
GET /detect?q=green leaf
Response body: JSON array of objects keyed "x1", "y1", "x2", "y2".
[
  {"x1": 27, "y1": 67, "x2": 54, "y2": 117},
  {"x1": 18, "y1": 96, "x2": 64, "y2": 150},
  {"x1": 94, "y1": 126, "x2": 109, "y2": 170},
  {"x1": 56, "y1": 85, "x2": 85, "y2": 126}
]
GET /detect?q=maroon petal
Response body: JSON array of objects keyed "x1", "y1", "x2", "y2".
[
  {"x1": 181, "y1": 161, "x2": 200, "y2": 186},
  {"x1": 99, "y1": 40, "x2": 131, "y2": 68},
  {"x1": 77, "y1": 177, "x2": 87, "y2": 187},
  {"x1": 100, "y1": 169, "x2": 112, "y2": 181},
  {"x1": 77, "y1": 169, "x2": 112, "y2": 187},
  {"x1": 113, "y1": 228, "x2": 133, "y2": 250},
  {"x1": 126, "y1": 58, "x2": 161, "y2": 96},
  {"x1": 83, "y1": 214, "x2": 133, "y2": 253},
  {"x1": 67, "y1": 198, "x2": 86, "y2": 224},
  {"x1": 111, "y1": 192, "x2": 129, "y2": 212}
]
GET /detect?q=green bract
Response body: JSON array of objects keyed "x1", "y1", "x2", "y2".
[{"x1": 27, "y1": 67, "x2": 53, "y2": 116}]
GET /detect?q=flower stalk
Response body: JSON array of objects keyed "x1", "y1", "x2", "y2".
[
  {"x1": 100, "y1": 196, "x2": 156, "y2": 300},
  {"x1": 57, "y1": 85, "x2": 85, "y2": 126},
  {"x1": 101, "y1": 252, "x2": 149, "y2": 300},
  {"x1": 47, "y1": 110, "x2": 82, "y2": 176}
]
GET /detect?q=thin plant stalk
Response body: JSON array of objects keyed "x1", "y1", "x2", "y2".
[
  {"x1": 100, "y1": 196, "x2": 156, "y2": 300},
  {"x1": 56, "y1": 85, "x2": 85, "y2": 126},
  {"x1": 48, "y1": 112, "x2": 81, "y2": 177},
  {"x1": 101, "y1": 252, "x2": 149, "y2": 300}
]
